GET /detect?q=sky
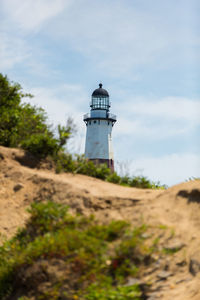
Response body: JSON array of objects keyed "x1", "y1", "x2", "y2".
[{"x1": 0, "y1": 0, "x2": 199, "y2": 186}]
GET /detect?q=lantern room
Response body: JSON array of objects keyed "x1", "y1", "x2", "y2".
[{"x1": 90, "y1": 83, "x2": 110, "y2": 111}]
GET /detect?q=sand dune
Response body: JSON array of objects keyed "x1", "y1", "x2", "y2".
[{"x1": 0, "y1": 146, "x2": 200, "y2": 300}]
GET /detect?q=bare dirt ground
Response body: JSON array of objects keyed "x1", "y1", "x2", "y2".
[{"x1": 0, "y1": 146, "x2": 200, "y2": 300}]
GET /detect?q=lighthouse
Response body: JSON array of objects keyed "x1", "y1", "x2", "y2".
[{"x1": 83, "y1": 83, "x2": 116, "y2": 171}]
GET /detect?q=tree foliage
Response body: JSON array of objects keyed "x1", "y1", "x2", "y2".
[{"x1": 0, "y1": 73, "x2": 73, "y2": 157}]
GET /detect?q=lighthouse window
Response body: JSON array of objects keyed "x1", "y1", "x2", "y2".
[
  {"x1": 89, "y1": 121, "x2": 91, "y2": 125},
  {"x1": 94, "y1": 120, "x2": 96, "y2": 124},
  {"x1": 98, "y1": 120, "x2": 100, "y2": 124},
  {"x1": 108, "y1": 121, "x2": 110, "y2": 125},
  {"x1": 92, "y1": 96, "x2": 110, "y2": 110}
]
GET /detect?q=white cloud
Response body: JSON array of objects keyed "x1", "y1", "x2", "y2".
[
  {"x1": 1, "y1": 0, "x2": 199, "y2": 77},
  {"x1": 116, "y1": 153, "x2": 200, "y2": 186},
  {"x1": 0, "y1": 33, "x2": 30, "y2": 70},
  {"x1": 120, "y1": 97, "x2": 200, "y2": 121},
  {"x1": 114, "y1": 96, "x2": 200, "y2": 138},
  {"x1": 43, "y1": 0, "x2": 200, "y2": 75},
  {"x1": 1, "y1": 0, "x2": 69, "y2": 32},
  {"x1": 0, "y1": 0, "x2": 70, "y2": 72},
  {"x1": 24, "y1": 84, "x2": 86, "y2": 125},
  {"x1": 115, "y1": 117, "x2": 188, "y2": 139},
  {"x1": 47, "y1": 2, "x2": 168, "y2": 74}
]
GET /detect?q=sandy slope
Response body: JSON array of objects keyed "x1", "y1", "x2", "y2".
[{"x1": 0, "y1": 146, "x2": 200, "y2": 300}]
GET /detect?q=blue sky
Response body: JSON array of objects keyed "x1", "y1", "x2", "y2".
[{"x1": 0, "y1": 0, "x2": 199, "y2": 185}]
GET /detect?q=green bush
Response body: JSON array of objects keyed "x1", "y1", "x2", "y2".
[
  {"x1": 54, "y1": 153, "x2": 111, "y2": 180},
  {"x1": 0, "y1": 73, "x2": 74, "y2": 158},
  {"x1": 106, "y1": 172, "x2": 121, "y2": 184},
  {"x1": 0, "y1": 74, "x2": 22, "y2": 146},
  {"x1": 54, "y1": 152, "x2": 76, "y2": 173},
  {"x1": 0, "y1": 202, "x2": 150, "y2": 299},
  {"x1": 120, "y1": 175, "x2": 131, "y2": 186},
  {"x1": 0, "y1": 202, "x2": 178, "y2": 299},
  {"x1": 130, "y1": 176, "x2": 152, "y2": 189},
  {"x1": 85, "y1": 284, "x2": 141, "y2": 300},
  {"x1": 21, "y1": 133, "x2": 59, "y2": 158},
  {"x1": 54, "y1": 152, "x2": 166, "y2": 189}
]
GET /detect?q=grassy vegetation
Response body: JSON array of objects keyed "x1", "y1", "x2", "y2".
[
  {"x1": 0, "y1": 201, "x2": 182, "y2": 300},
  {"x1": 54, "y1": 153, "x2": 167, "y2": 189},
  {"x1": 162, "y1": 247, "x2": 181, "y2": 255},
  {"x1": 186, "y1": 177, "x2": 200, "y2": 181},
  {"x1": 0, "y1": 201, "x2": 155, "y2": 300}
]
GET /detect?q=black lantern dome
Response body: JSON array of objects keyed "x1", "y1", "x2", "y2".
[
  {"x1": 92, "y1": 83, "x2": 109, "y2": 97},
  {"x1": 91, "y1": 83, "x2": 110, "y2": 110}
]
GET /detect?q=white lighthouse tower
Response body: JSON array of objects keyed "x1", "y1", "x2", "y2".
[{"x1": 83, "y1": 83, "x2": 116, "y2": 171}]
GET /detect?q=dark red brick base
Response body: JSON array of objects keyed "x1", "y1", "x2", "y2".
[{"x1": 89, "y1": 158, "x2": 114, "y2": 172}]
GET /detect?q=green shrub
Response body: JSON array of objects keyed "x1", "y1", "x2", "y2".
[
  {"x1": 85, "y1": 284, "x2": 141, "y2": 300},
  {"x1": 0, "y1": 202, "x2": 178, "y2": 299},
  {"x1": 0, "y1": 74, "x2": 22, "y2": 147},
  {"x1": 94, "y1": 163, "x2": 111, "y2": 180},
  {"x1": 75, "y1": 155, "x2": 98, "y2": 176},
  {"x1": 86, "y1": 220, "x2": 130, "y2": 242},
  {"x1": 54, "y1": 152, "x2": 76, "y2": 173},
  {"x1": 120, "y1": 175, "x2": 131, "y2": 186},
  {"x1": 15, "y1": 104, "x2": 49, "y2": 145},
  {"x1": 54, "y1": 152, "x2": 167, "y2": 189},
  {"x1": 21, "y1": 133, "x2": 59, "y2": 158},
  {"x1": 0, "y1": 73, "x2": 74, "y2": 158},
  {"x1": 130, "y1": 176, "x2": 152, "y2": 189},
  {"x1": 106, "y1": 172, "x2": 121, "y2": 184},
  {"x1": 0, "y1": 202, "x2": 151, "y2": 299},
  {"x1": 54, "y1": 153, "x2": 111, "y2": 180},
  {"x1": 186, "y1": 176, "x2": 200, "y2": 182},
  {"x1": 28, "y1": 201, "x2": 69, "y2": 233}
]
